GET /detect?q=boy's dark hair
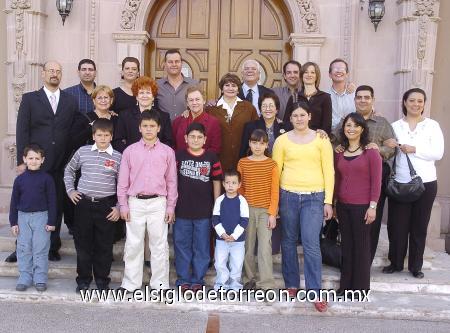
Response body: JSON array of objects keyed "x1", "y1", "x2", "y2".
[
  {"x1": 355, "y1": 85, "x2": 374, "y2": 98},
  {"x1": 140, "y1": 110, "x2": 161, "y2": 126},
  {"x1": 92, "y1": 118, "x2": 114, "y2": 135},
  {"x1": 23, "y1": 144, "x2": 45, "y2": 158},
  {"x1": 186, "y1": 122, "x2": 206, "y2": 136},
  {"x1": 223, "y1": 169, "x2": 241, "y2": 183},
  {"x1": 78, "y1": 58, "x2": 96, "y2": 71}
]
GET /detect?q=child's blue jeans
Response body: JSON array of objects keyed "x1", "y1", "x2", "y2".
[
  {"x1": 214, "y1": 239, "x2": 245, "y2": 290},
  {"x1": 16, "y1": 211, "x2": 51, "y2": 286}
]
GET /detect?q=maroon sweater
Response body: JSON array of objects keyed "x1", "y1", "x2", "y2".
[
  {"x1": 172, "y1": 111, "x2": 222, "y2": 154},
  {"x1": 334, "y1": 149, "x2": 382, "y2": 204}
]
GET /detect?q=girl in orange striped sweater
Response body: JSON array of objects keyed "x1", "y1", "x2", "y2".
[{"x1": 237, "y1": 129, "x2": 279, "y2": 290}]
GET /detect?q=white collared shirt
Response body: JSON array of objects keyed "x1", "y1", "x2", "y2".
[
  {"x1": 217, "y1": 96, "x2": 243, "y2": 119},
  {"x1": 242, "y1": 83, "x2": 260, "y2": 115},
  {"x1": 43, "y1": 86, "x2": 61, "y2": 113},
  {"x1": 329, "y1": 86, "x2": 355, "y2": 129},
  {"x1": 91, "y1": 143, "x2": 114, "y2": 156}
]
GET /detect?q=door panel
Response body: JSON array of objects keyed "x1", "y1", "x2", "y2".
[{"x1": 147, "y1": 0, "x2": 291, "y2": 99}]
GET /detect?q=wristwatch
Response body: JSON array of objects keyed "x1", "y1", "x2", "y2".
[{"x1": 369, "y1": 203, "x2": 377, "y2": 209}]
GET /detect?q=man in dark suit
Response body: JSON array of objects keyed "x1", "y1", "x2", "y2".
[
  {"x1": 12, "y1": 60, "x2": 78, "y2": 262},
  {"x1": 237, "y1": 59, "x2": 274, "y2": 116}
]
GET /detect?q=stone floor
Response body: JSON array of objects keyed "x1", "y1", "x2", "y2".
[{"x1": 0, "y1": 215, "x2": 449, "y2": 321}]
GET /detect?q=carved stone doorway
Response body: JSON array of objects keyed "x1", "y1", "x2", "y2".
[{"x1": 145, "y1": 0, "x2": 293, "y2": 99}]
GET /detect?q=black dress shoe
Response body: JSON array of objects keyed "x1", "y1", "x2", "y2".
[
  {"x1": 412, "y1": 271, "x2": 424, "y2": 279},
  {"x1": 243, "y1": 280, "x2": 256, "y2": 290},
  {"x1": 5, "y1": 251, "x2": 17, "y2": 263},
  {"x1": 48, "y1": 251, "x2": 61, "y2": 261},
  {"x1": 335, "y1": 288, "x2": 346, "y2": 297},
  {"x1": 382, "y1": 265, "x2": 401, "y2": 274},
  {"x1": 76, "y1": 284, "x2": 90, "y2": 293}
]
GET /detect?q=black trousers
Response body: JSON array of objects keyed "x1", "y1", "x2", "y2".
[
  {"x1": 63, "y1": 169, "x2": 81, "y2": 231},
  {"x1": 387, "y1": 181, "x2": 437, "y2": 272},
  {"x1": 370, "y1": 161, "x2": 390, "y2": 262},
  {"x1": 73, "y1": 196, "x2": 116, "y2": 287},
  {"x1": 49, "y1": 170, "x2": 65, "y2": 253},
  {"x1": 337, "y1": 202, "x2": 371, "y2": 291}
]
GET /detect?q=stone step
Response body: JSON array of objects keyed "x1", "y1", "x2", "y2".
[
  {"x1": 0, "y1": 223, "x2": 435, "y2": 269},
  {"x1": 0, "y1": 276, "x2": 449, "y2": 322},
  {"x1": 1, "y1": 251, "x2": 450, "y2": 295}
]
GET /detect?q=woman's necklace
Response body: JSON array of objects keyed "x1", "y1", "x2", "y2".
[{"x1": 346, "y1": 145, "x2": 361, "y2": 153}]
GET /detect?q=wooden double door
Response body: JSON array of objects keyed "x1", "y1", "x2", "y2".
[{"x1": 146, "y1": 0, "x2": 292, "y2": 99}]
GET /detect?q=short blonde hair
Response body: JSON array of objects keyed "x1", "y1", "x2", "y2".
[{"x1": 91, "y1": 85, "x2": 114, "y2": 105}]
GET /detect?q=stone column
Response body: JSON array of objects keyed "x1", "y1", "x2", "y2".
[
  {"x1": 112, "y1": 31, "x2": 150, "y2": 75},
  {"x1": 1, "y1": 0, "x2": 46, "y2": 193},
  {"x1": 395, "y1": 0, "x2": 440, "y2": 118}
]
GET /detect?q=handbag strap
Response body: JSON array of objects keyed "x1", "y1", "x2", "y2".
[{"x1": 391, "y1": 147, "x2": 419, "y2": 178}]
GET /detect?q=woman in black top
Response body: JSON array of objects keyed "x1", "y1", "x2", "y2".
[
  {"x1": 283, "y1": 62, "x2": 332, "y2": 134},
  {"x1": 111, "y1": 57, "x2": 140, "y2": 114},
  {"x1": 113, "y1": 76, "x2": 172, "y2": 152}
]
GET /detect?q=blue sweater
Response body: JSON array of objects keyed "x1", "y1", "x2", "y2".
[
  {"x1": 9, "y1": 169, "x2": 57, "y2": 226},
  {"x1": 212, "y1": 194, "x2": 249, "y2": 242}
]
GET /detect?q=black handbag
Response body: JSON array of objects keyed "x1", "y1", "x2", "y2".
[
  {"x1": 385, "y1": 149, "x2": 425, "y2": 203},
  {"x1": 320, "y1": 218, "x2": 342, "y2": 269}
]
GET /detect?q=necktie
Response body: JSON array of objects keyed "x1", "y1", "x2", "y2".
[
  {"x1": 49, "y1": 94, "x2": 57, "y2": 113},
  {"x1": 245, "y1": 89, "x2": 253, "y2": 103}
]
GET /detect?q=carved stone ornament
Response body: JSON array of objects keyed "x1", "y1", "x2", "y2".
[
  {"x1": 413, "y1": 0, "x2": 436, "y2": 17},
  {"x1": 120, "y1": 0, "x2": 143, "y2": 30},
  {"x1": 11, "y1": 0, "x2": 31, "y2": 54},
  {"x1": 4, "y1": 142, "x2": 17, "y2": 170},
  {"x1": 12, "y1": 78, "x2": 26, "y2": 112},
  {"x1": 413, "y1": 0, "x2": 436, "y2": 61},
  {"x1": 296, "y1": 0, "x2": 319, "y2": 33}
]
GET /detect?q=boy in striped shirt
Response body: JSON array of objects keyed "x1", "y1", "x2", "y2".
[{"x1": 64, "y1": 119, "x2": 122, "y2": 293}]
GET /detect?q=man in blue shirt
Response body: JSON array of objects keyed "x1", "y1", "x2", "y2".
[{"x1": 64, "y1": 59, "x2": 97, "y2": 114}]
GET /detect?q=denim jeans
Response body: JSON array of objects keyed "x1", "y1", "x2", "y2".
[
  {"x1": 173, "y1": 218, "x2": 210, "y2": 286},
  {"x1": 280, "y1": 189, "x2": 324, "y2": 292},
  {"x1": 214, "y1": 240, "x2": 245, "y2": 290},
  {"x1": 16, "y1": 211, "x2": 51, "y2": 286}
]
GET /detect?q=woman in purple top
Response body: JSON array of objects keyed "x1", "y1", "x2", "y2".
[{"x1": 334, "y1": 112, "x2": 382, "y2": 296}]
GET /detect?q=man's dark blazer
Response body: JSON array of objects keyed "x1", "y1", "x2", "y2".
[
  {"x1": 16, "y1": 88, "x2": 78, "y2": 172},
  {"x1": 239, "y1": 117, "x2": 288, "y2": 157},
  {"x1": 112, "y1": 105, "x2": 173, "y2": 153},
  {"x1": 238, "y1": 84, "x2": 274, "y2": 103}
]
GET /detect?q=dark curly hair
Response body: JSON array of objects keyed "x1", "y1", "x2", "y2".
[{"x1": 339, "y1": 112, "x2": 370, "y2": 150}]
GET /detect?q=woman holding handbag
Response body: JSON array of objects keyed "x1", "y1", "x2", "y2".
[
  {"x1": 383, "y1": 88, "x2": 444, "y2": 278},
  {"x1": 334, "y1": 112, "x2": 382, "y2": 295}
]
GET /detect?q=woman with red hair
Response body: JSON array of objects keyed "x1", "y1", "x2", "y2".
[{"x1": 113, "y1": 76, "x2": 172, "y2": 152}]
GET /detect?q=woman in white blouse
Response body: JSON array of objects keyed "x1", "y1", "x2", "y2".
[{"x1": 382, "y1": 88, "x2": 444, "y2": 279}]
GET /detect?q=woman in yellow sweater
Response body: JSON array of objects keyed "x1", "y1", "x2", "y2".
[{"x1": 272, "y1": 101, "x2": 334, "y2": 312}]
